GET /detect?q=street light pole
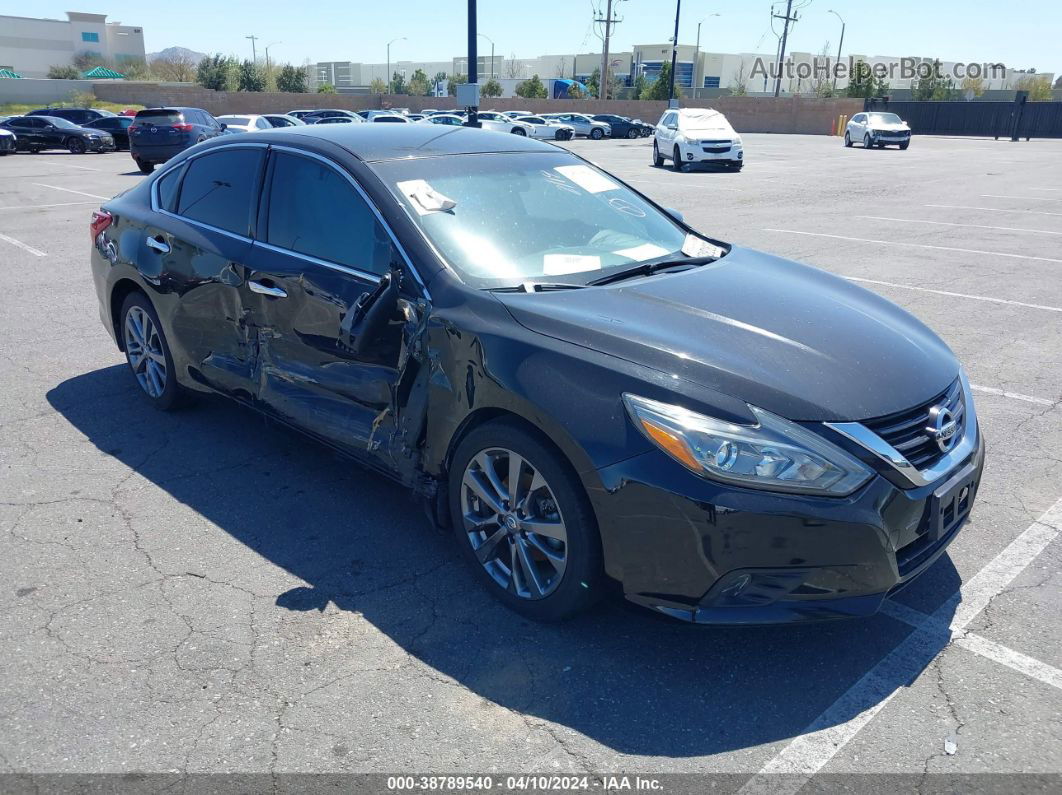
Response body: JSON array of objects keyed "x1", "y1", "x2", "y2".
[
  {"x1": 828, "y1": 9, "x2": 846, "y2": 94},
  {"x1": 694, "y1": 13, "x2": 719, "y2": 94},
  {"x1": 265, "y1": 41, "x2": 281, "y2": 81},
  {"x1": 478, "y1": 33, "x2": 494, "y2": 79},
  {"x1": 245, "y1": 35, "x2": 258, "y2": 63},
  {"x1": 667, "y1": 0, "x2": 681, "y2": 106},
  {"x1": 386, "y1": 36, "x2": 405, "y2": 94}
]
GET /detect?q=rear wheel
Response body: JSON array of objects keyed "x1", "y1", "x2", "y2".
[
  {"x1": 135, "y1": 158, "x2": 154, "y2": 174},
  {"x1": 449, "y1": 420, "x2": 603, "y2": 621},
  {"x1": 652, "y1": 141, "x2": 664, "y2": 167},
  {"x1": 590, "y1": 127, "x2": 604, "y2": 140},
  {"x1": 119, "y1": 292, "x2": 184, "y2": 411},
  {"x1": 28, "y1": 147, "x2": 41, "y2": 154}
]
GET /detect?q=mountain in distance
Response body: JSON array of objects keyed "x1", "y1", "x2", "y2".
[{"x1": 147, "y1": 46, "x2": 207, "y2": 63}]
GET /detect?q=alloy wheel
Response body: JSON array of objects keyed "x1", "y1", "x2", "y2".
[
  {"x1": 460, "y1": 447, "x2": 568, "y2": 600},
  {"x1": 123, "y1": 305, "x2": 168, "y2": 398}
]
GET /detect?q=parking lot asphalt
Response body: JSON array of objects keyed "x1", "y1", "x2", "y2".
[{"x1": 1, "y1": 133, "x2": 1060, "y2": 786}]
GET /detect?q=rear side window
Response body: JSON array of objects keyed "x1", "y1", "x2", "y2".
[
  {"x1": 155, "y1": 165, "x2": 183, "y2": 213},
  {"x1": 266, "y1": 152, "x2": 391, "y2": 275},
  {"x1": 136, "y1": 110, "x2": 184, "y2": 125},
  {"x1": 177, "y1": 148, "x2": 263, "y2": 236}
]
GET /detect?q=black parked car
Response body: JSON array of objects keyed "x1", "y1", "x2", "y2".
[
  {"x1": 83, "y1": 116, "x2": 134, "y2": 150},
  {"x1": 89, "y1": 125, "x2": 983, "y2": 624},
  {"x1": 0, "y1": 127, "x2": 15, "y2": 155},
  {"x1": 128, "y1": 106, "x2": 226, "y2": 174},
  {"x1": 591, "y1": 114, "x2": 641, "y2": 139},
  {"x1": 0, "y1": 115, "x2": 115, "y2": 153},
  {"x1": 301, "y1": 109, "x2": 363, "y2": 125},
  {"x1": 28, "y1": 107, "x2": 116, "y2": 125}
]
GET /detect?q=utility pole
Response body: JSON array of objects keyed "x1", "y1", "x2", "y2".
[
  {"x1": 245, "y1": 35, "x2": 258, "y2": 63},
  {"x1": 594, "y1": 0, "x2": 622, "y2": 100},
  {"x1": 667, "y1": 0, "x2": 681, "y2": 106},
  {"x1": 827, "y1": 9, "x2": 845, "y2": 94},
  {"x1": 772, "y1": 0, "x2": 798, "y2": 97}
]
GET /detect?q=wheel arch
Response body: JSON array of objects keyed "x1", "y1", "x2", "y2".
[{"x1": 109, "y1": 278, "x2": 149, "y2": 351}]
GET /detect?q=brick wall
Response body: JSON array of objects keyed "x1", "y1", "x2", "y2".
[{"x1": 93, "y1": 82, "x2": 864, "y2": 136}]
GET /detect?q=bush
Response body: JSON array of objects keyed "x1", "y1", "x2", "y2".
[
  {"x1": 515, "y1": 74, "x2": 547, "y2": 99},
  {"x1": 47, "y1": 65, "x2": 80, "y2": 80},
  {"x1": 318, "y1": 83, "x2": 337, "y2": 94}
]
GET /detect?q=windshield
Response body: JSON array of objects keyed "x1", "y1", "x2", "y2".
[
  {"x1": 375, "y1": 152, "x2": 718, "y2": 288},
  {"x1": 221, "y1": 116, "x2": 251, "y2": 125},
  {"x1": 869, "y1": 112, "x2": 903, "y2": 125}
]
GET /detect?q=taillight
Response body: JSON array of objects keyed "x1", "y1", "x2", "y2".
[
  {"x1": 91, "y1": 209, "x2": 113, "y2": 240},
  {"x1": 128, "y1": 123, "x2": 140, "y2": 132},
  {"x1": 173, "y1": 123, "x2": 193, "y2": 132}
]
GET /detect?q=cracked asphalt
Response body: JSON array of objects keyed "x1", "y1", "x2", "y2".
[{"x1": 1, "y1": 133, "x2": 1060, "y2": 788}]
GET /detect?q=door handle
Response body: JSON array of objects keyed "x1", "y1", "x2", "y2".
[
  {"x1": 249, "y1": 279, "x2": 287, "y2": 298},
  {"x1": 146, "y1": 236, "x2": 170, "y2": 254}
]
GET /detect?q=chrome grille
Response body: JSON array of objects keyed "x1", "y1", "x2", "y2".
[{"x1": 863, "y1": 379, "x2": 965, "y2": 471}]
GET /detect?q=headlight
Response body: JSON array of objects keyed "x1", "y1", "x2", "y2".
[{"x1": 623, "y1": 394, "x2": 872, "y2": 496}]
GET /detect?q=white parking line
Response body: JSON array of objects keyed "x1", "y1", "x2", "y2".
[
  {"x1": 969, "y1": 384, "x2": 1057, "y2": 407},
  {"x1": 764, "y1": 229, "x2": 1062, "y2": 264},
  {"x1": 738, "y1": 497, "x2": 1061, "y2": 795},
  {"x1": 843, "y1": 276, "x2": 1062, "y2": 314},
  {"x1": 857, "y1": 216, "x2": 1062, "y2": 237},
  {"x1": 1030, "y1": 188, "x2": 1062, "y2": 192},
  {"x1": 0, "y1": 201, "x2": 99, "y2": 211},
  {"x1": 35, "y1": 160, "x2": 102, "y2": 172},
  {"x1": 627, "y1": 177, "x2": 742, "y2": 192},
  {"x1": 981, "y1": 194, "x2": 1062, "y2": 202},
  {"x1": 31, "y1": 183, "x2": 109, "y2": 200},
  {"x1": 926, "y1": 204, "x2": 1062, "y2": 218},
  {"x1": 0, "y1": 232, "x2": 46, "y2": 257}
]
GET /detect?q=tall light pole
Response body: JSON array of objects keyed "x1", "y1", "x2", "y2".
[
  {"x1": 477, "y1": 33, "x2": 494, "y2": 78},
  {"x1": 265, "y1": 41, "x2": 281, "y2": 77},
  {"x1": 245, "y1": 35, "x2": 258, "y2": 63},
  {"x1": 667, "y1": 0, "x2": 681, "y2": 105},
  {"x1": 386, "y1": 36, "x2": 406, "y2": 94},
  {"x1": 827, "y1": 9, "x2": 845, "y2": 94},
  {"x1": 695, "y1": 13, "x2": 719, "y2": 93}
]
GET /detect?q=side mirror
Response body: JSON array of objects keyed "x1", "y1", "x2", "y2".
[
  {"x1": 219, "y1": 123, "x2": 227, "y2": 130},
  {"x1": 667, "y1": 123, "x2": 678, "y2": 130},
  {"x1": 665, "y1": 207, "x2": 685, "y2": 224},
  {"x1": 342, "y1": 267, "x2": 401, "y2": 356}
]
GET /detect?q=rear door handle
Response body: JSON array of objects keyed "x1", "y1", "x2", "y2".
[
  {"x1": 249, "y1": 279, "x2": 287, "y2": 298},
  {"x1": 146, "y1": 236, "x2": 170, "y2": 254}
]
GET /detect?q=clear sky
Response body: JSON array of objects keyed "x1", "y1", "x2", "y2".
[{"x1": 25, "y1": 0, "x2": 1061, "y2": 76}]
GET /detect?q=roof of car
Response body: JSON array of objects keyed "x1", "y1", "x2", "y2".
[{"x1": 230, "y1": 123, "x2": 557, "y2": 162}]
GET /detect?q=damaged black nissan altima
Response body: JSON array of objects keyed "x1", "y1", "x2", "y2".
[{"x1": 90, "y1": 124, "x2": 984, "y2": 624}]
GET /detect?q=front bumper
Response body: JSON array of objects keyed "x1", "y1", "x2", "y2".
[
  {"x1": 0, "y1": 135, "x2": 15, "y2": 153},
  {"x1": 587, "y1": 431, "x2": 984, "y2": 624},
  {"x1": 677, "y1": 139, "x2": 743, "y2": 165},
  {"x1": 86, "y1": 138, "x2": 115, "y2": 152}
]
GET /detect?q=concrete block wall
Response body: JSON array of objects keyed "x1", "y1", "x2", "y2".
[{"x1": 92, "y1": 82, "x2": 865, "y2": 135}]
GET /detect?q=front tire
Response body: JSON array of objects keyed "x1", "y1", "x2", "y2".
[
  {"x1": 449, "y1": 420, "x2": 603, "y2": 621},
  {"x1": 626, "y1": 128, "x2": 638, "y2": 139},
  {"x1": 67, "y1": 137, "x2": 86, "y2": 154},
  {"x1": 844, "y1": 131, "x2": 853, "y2": 147},
  {"x1": 511, "y1": 127, "x2": 527, "y2": 136},
  {"x1": 864, "y1": 133, "x2": 873, "y2": 149},
  {"x1": 672, "y1": 145, "x2": 684, "y2": 172},
  {"x1": 899, "y1": 141, "x2": 910, "y2": 150},
  {"x1": 120, "y1": 292, "x2": 184, "y2": 411},
  {"x1": 652, "y1": 141, "x2": 664, "y2": 167},
  {"x1": 590, "y1": 127, "x2": 604, "y2": 140}
]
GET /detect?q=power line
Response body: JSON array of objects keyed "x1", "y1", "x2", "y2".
[{"x1": 771, "y1": 0, "x2": 802, "y2": 96}]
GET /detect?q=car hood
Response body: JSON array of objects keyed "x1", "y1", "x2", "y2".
[
  {"x1": 493, "y1": 245, "x2": 957, "y2": 421},
  {"x1": 681, "y1": 126, "x2": 738, "y2": 138},
  {"x1": 872, "y1": 123, "x2": 911, "y2": 132}
]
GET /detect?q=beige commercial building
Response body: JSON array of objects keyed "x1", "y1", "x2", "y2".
[{"x1": 0, "y1": 12, "x2": 146, "y2": 78}]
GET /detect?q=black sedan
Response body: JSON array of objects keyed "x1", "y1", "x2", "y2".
[
  {"x1": 88, "y1": 125, "x2": 983, "y2": 624},
  {"x1": 0, "y1": 115, "x2": 115, "y2": 153},
  {"x1": 591, "y1": 114, "x2": 642, "y2": 139},
  {"x1": 83, "y1": 115, "x2": 134, "y2": 150}
]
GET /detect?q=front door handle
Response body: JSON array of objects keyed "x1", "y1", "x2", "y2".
[
  {"x1": 249, "y1": 279, "x2": 287, "y2": 298},
  {"x1": 146, "y1": 236, "x2": 170, "y2": 254}
]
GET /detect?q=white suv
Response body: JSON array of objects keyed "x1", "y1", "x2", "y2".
[{"x1": 653, "y1": 108, "x2": 744, "y2": 171}]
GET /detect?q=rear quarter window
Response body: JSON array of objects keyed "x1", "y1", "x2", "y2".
[{"x1": 155, "y1": 165, "x2": 184, "y2": 213}]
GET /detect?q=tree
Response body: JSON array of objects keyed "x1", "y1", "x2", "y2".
[
  {"x1": 960, "y1": 76, "x2": 986, "y2": 98},
  {"x1": 389, "y1": 71, "x2": 408, "y2": 94},
  {"x1": 153, "y1": 53, "x2": 196, "y2": 82},
  {"x1": 196, "y1": 54, "x2": 237, "y2": 91},
  {"x1": 639, "y1": 61, "x2": 679, "y2": 100},
  {"x1": 121, "y1": 57, "x2": 156, "y2": 81},
  {"x1": 481, "y1": 78, "x2": 503, "y2": 98},
  {"x1": 73, "y1": 51, "x2": 108, "y2": 72},
  {"x1": 632, "y1": 73, "x2": 647, "y2": 100},
  {"x1": 585, "y1": 67, "x2": 600, "y2": 98},
  {"x1": 447, "y1": 73, "x2": 468, "y2": 96},
  {"x1": 729, "y1": 63, "x2": 749, "y2": 96},
  {"x1": 276, "y1": 64, "x2": 307, "y2": 93},
  {"x1": 237, "y1": 60, "x2": 265, "y2": 92},
  {"x1": 846, "y1": 60, "x2": 875, "y2": 98},
  {"x1": 318, "y1": 83, "x2": 337, "y2": 94},
  {"x1": 47, "y1": 65, "x2": 80, "y2": 80},
  {"x1": 1015, "y1": 74, "x2": 1052, "y2": 101},
  {"x1": 369, "y1": 77, "x2": 386, "y2": 94},
  {"x1": 504, "y1": 53, "x2": 521, "y2": 79},
  {"x1": 407, "y1": 68, "x2": 430, "y2": 96},
  {"x1": 515, "y1": 74, "x2": 547, "y2": 99},
  {"x1": 566, "y1": 82, "x2": 586, "y2": 99},
  {"x1": 911, "y1": 60, "x2": 958, "y2": 101}
]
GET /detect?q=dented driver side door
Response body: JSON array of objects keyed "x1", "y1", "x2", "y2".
[{"x1": 242, "y1": 147, "x2": 410, "y2": 463}]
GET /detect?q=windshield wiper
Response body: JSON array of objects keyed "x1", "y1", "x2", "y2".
[
  {"x1": 487, "y1": 281, "x2": 588, "y2": 293},
  {"x1": 586, "y1": 256, "x2": 717, "y2": 287}
]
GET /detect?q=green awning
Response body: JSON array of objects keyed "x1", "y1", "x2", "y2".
[
  {"x1": 82, "y1": 66, "x2": 125, "y2": 79},
  {"x1": 0, "y1": 69, "x2": 23, "y2": 79}
]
